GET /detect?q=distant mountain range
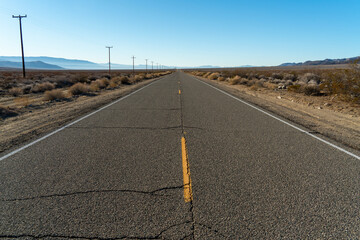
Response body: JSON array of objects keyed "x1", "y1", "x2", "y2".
[
  {"x1": 280, "y1": 56, "x2": 360, "y2": 66},
  {"x1": 0, "y1": 56, "x2": 171, "y2": 70},
  {"x1": 0, "y1": 60, "x2": 64, "y2": 70}
]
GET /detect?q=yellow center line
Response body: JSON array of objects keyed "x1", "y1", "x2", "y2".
[
  {"x1": 179, "y1": 89, "x2": 181, "y2": 94},
  {"x1": 181, "y1": 136, "x2": 193, "y2": 202}
]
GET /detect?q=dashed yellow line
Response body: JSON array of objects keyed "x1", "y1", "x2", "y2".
[
  {"x1": 181, "y1": 136, "x2": 193, "y2": 202},
  {"x1": 179, "y1": 89, "x2": 181, "y2": 94}
]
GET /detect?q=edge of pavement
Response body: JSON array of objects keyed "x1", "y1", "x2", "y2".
[
  {"x1": 0, "y1": 73, "x2": 172, "y2": 158},
  {"x1": 184, "y1": 71, "x2": 360, "y2": 155}
]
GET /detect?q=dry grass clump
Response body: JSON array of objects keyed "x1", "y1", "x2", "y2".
[
  {"x1": 218, "y1": 76, "x2": 225, "y2": 81},
  {"x1": 119, "y1": 76, "x2": 131, "y2": 85},
  {"x1": 68, "y1": 83, "x2": 89, "y2": 95},
  {"x1": 145, "y1": 74, "x2": 153, "y2": 79},
  {"x1": 229, "y1": 75, "x2": 242, "y2": 85},
  {"x1": 31, "y1": 82, "x2": 55, "y2": 93},
  {"x1": 9, "y1": 87, "x2": 23, "y2": 96},
  {"x1": 208, "y1": 73, "x2": 219, "y2": 80},
  {"x1": 14, "y1": 97, "x2": 31, "y2": 107},
  {"x1": 94, "y1": 78, "x2": 109, "y2": 89},
  {"x1": 134, "y1": 75, "x2": 144, "y2": 82},
  {"x1": 109, "y1": 79, "x2": 119, "y2": 88},
  {"x1": 203, "y1": 72, "x2": 211, "y2": 78},
  {"x1": 44, "y1": 89, "x2": 67, "y2": 101},
  {"x1": 90, "y1": 81, "x2": 100, "y2": 92},
  {"x1": 0, "y1": 105, "x2": 18, "y2": 119}
]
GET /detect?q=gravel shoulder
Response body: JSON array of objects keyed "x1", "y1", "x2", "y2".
[
  {"x1": 192, "y1": 74, "x2": 360, "y2": 151},
  {"x1": 0, "y1": 78, "x2": 160, "y2": 153}
]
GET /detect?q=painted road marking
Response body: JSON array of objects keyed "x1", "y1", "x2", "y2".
[
  {"x1": 179, "y1": 89, "x2": 181, "y2": 94},
  {"x1": 0, "y1": 80, "x2": 161, "y2": 162},
  {"x1": 193, "y1": 77, "x2": 360, "y2": 160},
  {"x1": 181, "y1": 136, "x2": 193, "y2": 202}
]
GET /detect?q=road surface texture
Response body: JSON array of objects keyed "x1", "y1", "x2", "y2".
[{"x1": 1, "y1": 71, "x2": 359, "y2": 239}]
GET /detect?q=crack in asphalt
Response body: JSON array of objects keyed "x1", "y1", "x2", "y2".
[
  {"x1": 0, "y1": 220, "x2": 192, "y2": 240},
  {"x1": 178, "y1": 77, "x2": 196, "y2": 239},
  {"x1": 68, "y1": 126, "x2": 182, "y2": 130},
  {"x1": 1, "y1": 186, "x2": 184, "y2": 202}
]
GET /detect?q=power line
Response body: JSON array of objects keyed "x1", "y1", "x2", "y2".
[
  {"x1": 105, "y1": 46, "x2": 113, "y2": 75},
  {"x1": 12, "y1": 14, "x2": 27, "y2": 78}
]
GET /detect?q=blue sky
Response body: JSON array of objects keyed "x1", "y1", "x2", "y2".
[{"x1": 1, "y1": 0, "x2": 360, "y2": 67}]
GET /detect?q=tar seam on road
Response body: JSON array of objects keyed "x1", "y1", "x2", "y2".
[
  {"x1": 192, "y1": 76, "x2": 360, "y2": 160},
  {"x1": 0, "y1": 80, "x2": 160, "y2": 162}
]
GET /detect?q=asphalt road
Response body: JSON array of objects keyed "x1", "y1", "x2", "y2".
[{"x1": 1, "y1": 71, "x2": 359, "y2": 239}]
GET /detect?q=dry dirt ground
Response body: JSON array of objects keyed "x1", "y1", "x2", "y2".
[
  {"x1": 0, "y1": 78, "x2": 159, "y2": 153},
  {"x1": 194, "y1": 76, "x2": 360, "y2": 151}
]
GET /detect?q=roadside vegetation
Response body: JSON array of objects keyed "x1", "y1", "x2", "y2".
[
  {"x1": 0, "y1": 70, "x2": 172, "y2": 119},
  {"x1": 188, "y1": 63, "x2": 360, "y2": 104}
]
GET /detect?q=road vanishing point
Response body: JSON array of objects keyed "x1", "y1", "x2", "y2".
[{"x1": 1, "y1": 71, "x2": 360, "y2": 239}]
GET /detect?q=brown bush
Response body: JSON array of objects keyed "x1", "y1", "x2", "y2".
[
  {"x1": 9, "y1": 87, "x2": 23, "y2": 96},
  {"x1": 119, "y1": 76, "x2": 131, "y2": 85},
  {"x1": 303, "y1": 84, "x2": 321, "y2": 96},
  {"x1": 94, "y1": 78, "x2": 109, "y2": 89},
  {"x1": 68, "y1": 83, "x2": 89, "y2": 95},
  {"x1": 229, "y1": 75, "x2": 241, "y2": 85},
  {"x1": 208, "y1": 73, "x2": 219, "y2": 80},
  {"x1": 218, "y1": 76, "x2": 225, "y2": 81},
  {"x1": 44, "y1": 89, "x2": 67, "y2": 101},
  {"x1": 31, "y1": 82, "x2": 55, "y2": 93},
  {"x1": 90, "y1": 81, "x2": 100, "y2": 92},
  {"x1": 14, "y1": 97, "x2": 31, "y2": 106}
]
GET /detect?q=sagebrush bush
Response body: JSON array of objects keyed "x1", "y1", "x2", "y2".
[
  {"x1": 44, "y1": 89, "x2": 67, "y2": 101},
  {"x1": 69, "y1": 83, "x2": 89, "y2": 95},
  {"x1": 94, "y1": 78, "x2": 109, "y2": 89},
  {"x1": 31, "y1": 82, "x2": 55, "y2": 93},
  {"x1": 90, "y1": 81, "x2": 100, "y2": 91},
  {"x1": 9, "y1": 87, "x2": 23, "y2": 96},
  {"x1": 229, "y1": 75, "x2": 241, "y2": 85},
  {"x1": 299, "y1": 73, "x2": 320, "y2": 83},
  {"x1": 208, "y1": 73, "x2": 219, "y2": 80},
  {"x1": 218, "y1": 76, "x2": 225, "y2": 81}
]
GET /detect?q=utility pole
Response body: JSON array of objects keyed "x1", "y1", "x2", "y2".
[
  {"x1": 145, "y1": 59, "x2": 148, "y2": 73},
  {"x1": 132, "y1": 56, "x2": 136, "y2": 77},
  {"x1": 105, "y1": 46, "x2": 113, "y2": 75},
  {"x1": 151, "y1": 61, "x2": 154, "y2": 72},
  {"x1": 12, "y1": 14, "x2": 27, "y2": 78},
  {"x1": 157, "y1": 63, "x2": 159, "y2": 71}
]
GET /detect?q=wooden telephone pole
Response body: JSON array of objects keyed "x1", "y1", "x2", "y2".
[{"x1": 12, "y1": 15, "x2": 27, "y2": 78}]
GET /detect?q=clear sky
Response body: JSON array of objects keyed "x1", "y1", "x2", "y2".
[{"x1": 1, "y1": 0, "x2": 360, "y2": 67}]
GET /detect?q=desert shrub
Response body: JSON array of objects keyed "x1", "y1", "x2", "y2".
[
  {"x1": 283, "y1": 73, "x2": 296, "y2": 81},
  {"x1": 134, "y1": 75, "x2": 143, "y2": 82},
  {"x1": 145, "y1": 74, "x2": 153, "y2": 79},
  {"x1": 229, "y1": 75, "x2": 241, "y2": 85},
  {"x1": 94, "y1": 78, "x2": 109, "y2": 89},
  {"x1": 263, "y1": 82, "x2": 278, "y2": 90},
  {"x1": 90, "y1": 81, "x2": 100, "y2": 91},
  {"x1": 14, "y1": 97, "x2": 31, "y2": 106},
  {"x1": 31, "y1": 82, "x2": 55, "y2": 93},
  {"x1": 208, "y1": 72, "x2": 219, "y2": 80},
  {"x1": 54, "y1": 75, "x2": 73, "y2": 88},
  {"x1": 303, "y1": 84, "x2": 321, "y2": 96},
  {"x1": 109, "y1": 79, "x2": 118, "y2": 88},
  {"x1": 68, "y1": 83, "x2": 89, "y2": 95},
  {"x1": 272, "y1": 72, "x2": 283, "y2": 79},
  {"x1": 9, "y1": 87, "x2": 23, "y2": 96},
  {"x1": 43, "y1": 89, "x2": 67, "y2": 101},
  {"x1": 203, "y1": 72, "x2": 211, "y2": 78},
  {"x1": 0, "y1": 105, "x2": 18, "y2": 119},
  {"x1": 22, "y1": 85, "x2": 32, "y2": 94},
  {"x1": 120, "y1": 76, "x2": 131, "y2": 85},
  {"x1": 299, "y1": 73, "x2": 320, "y2": 83},
  {"x1": 288, "y1": 84, "x2": 302, "y2": 93},
  {"x1": 218, "y1": 76, "x2": 225, "y2": 81}
]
